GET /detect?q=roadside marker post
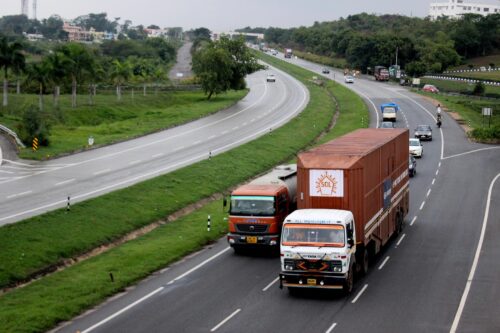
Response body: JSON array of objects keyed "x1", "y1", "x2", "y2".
[
  {"x1": 207, "y1": 215, "x2": 211, "y2": 232},
  {"x1": 66, "y1": 196, "x2": 70, "y2": 212},
  {"x1": 32, "y1": 137, "x2": 38, "y2": 152}
]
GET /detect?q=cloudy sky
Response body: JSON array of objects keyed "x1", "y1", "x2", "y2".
[{"x1": 1, "y1": 0, "x2": 499, "y2": 31}]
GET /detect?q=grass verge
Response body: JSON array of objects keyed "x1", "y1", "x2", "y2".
[
  {"x1": 420, "y1": 78, "x2": 500, "y2": 98},
  {"x1": 0, "y1": 54, "x2": 367, "y2": 332}
]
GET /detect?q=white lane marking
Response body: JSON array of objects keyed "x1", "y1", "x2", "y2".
[
  {"x1": 7, "y1": 190, "x2": 33, "y2": 199},
  {"x1": 81, "y1": 287, "x2": 164, "y2": 333},
  {"x1": 410, "y1": 216, "x2": 417, "y2": 226},
  {"x1": 232, "y1": 126, "x2": 239, "y2": 130},
  {"x1": 221, "y1": 130, "x2": 228, "y2": 135},
  {"x1": 396, "y1": 234, "x2": 406, "y2": 247},
  {"x1": 1, "y1": 159, "x2": 72, "y2": 168},
  {"x1": 242, "y1": 122, "x2": 248, "y2": 126},
  {"x1": 443, "y1": 147, "x2": 500, "y2": 161},
  {"x1": 426, "y1": 189, "x2": 432, "y2": 197},
  {"x1": 55, "y1": 179, "x2": 76, "y2": 187},
  {"x1": 450, "y1": 173, "x2": 500, "y2": 333},
  {"x1": 208, "y1": 135, "x2": 216, "y2": 140},
  {"x1": 193, "y1": 140, "x2": 201, "y2": 145},
  {"x1": 378, "y1": 256, "x2": 390, "y2": 270},
  {"x1": 262, "y1": 277, "x2": 280, "y2": 292},
  {"x1": 210, "y1": 308, "x2": 241, "y2": 332},
  {"x1": 128, "y1": 160, "x2": 142, "y2": 165},
  {"x1": 0, "y1": 170, "x2": 14, "y2": 174},
  {"x1": 352, "y1": 90, "x2": 379, "y2": 126},
  {"x1": 351, "y1": 284, "x2": 368, "y2": 304},
  {"x1": 167, "y1": 247, "x2": 231, "y2": 285},
  {"x1": 93, "y1": 169, "x2": 111, "y2": 176},
  {"x1": 438, "y1": 162, "x2": 442, "y2": 168},
  {"x1": 432, "y1": 178, "x2": 436, "y2": 185},
  {"x1": 152, "y1": 153, "x2": 164, "y2": 158},
  {"x1": 420, "y1": 201, "x2": 425, "y2": 210},
  {"x1": 325, "y1": 322, "x2": 337, "y2": 333},
  {"x1": 173, "y1": 146, "x2": 185, "y2": 152},
  {"x1": 436, "y1": 169, "x2": 440, "y2": 176}
]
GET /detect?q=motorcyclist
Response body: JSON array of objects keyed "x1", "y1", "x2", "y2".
[{"x1": 436, "y1": 104, "x2": 442, "y2": 117}]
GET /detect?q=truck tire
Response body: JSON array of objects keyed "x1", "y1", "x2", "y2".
[
  {"x1": 361, "y1": 249, "x2": 369, "y2": 276},
  {"x1": 395, "y1": 213, "x2": 403, "y2": 235},
  {"x1": 343, "y1": 266, "x2": 354, "y2": 294}
]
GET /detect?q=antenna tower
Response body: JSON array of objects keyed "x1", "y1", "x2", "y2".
[
  {"x1": 32, "y1": 0, "x2": 37, "y2": 20},
  {"x1": 21, "y1": 0, "x2": 29, "y2": 17}
]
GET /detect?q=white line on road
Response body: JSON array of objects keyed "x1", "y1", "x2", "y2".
[
  {"x1": 0, "y1": 170, "x2": 14, "y2": 174},
  {"x1": 55, "y1": 179, "x2": 76, "y2": 186},
  {"x1": 262, "y1": 277, "x2": 279, "y2": 292},
  {"x1": 208, "y1": 135, "x2": 216, "y2": 140},
  {"x1": 396, "y1": 234, "x2": 406, "y2": 247},
  {"x1": 410, "y1": 216, "x2": 417, "y2": 226},
  {"x1": 420, "y1": 201, "x2": 425, "y2": 210},
  {"x1": 210, "y1": 308, "x2": 241, "y2": 332},
  {"x1": 432, "y1": 178, "x2": 436, "y2": 185},
  {"x1": 7, "y1": 190, "x2": 33, "y2": 199},
  {"x1": 325, "y1": 322, "x2": 337, "y2": 333},
  {"x1": 426, "y1": 189, "x2": 432, "y2": 197},
  {"x1": 193, "y1": 140, "x2": 201, "y2": 145},
  {"x1": 443, "y1": 147, "x2": 500, "y2": 160},
  {"x1": 152, "y1": 153, "x2": 164, "y2": 158},
  {"x1": 450, "y1": 173, "x2": 500, "y2": 333},
  {"x1": 438, "y1": 162, "x2": 442, "y2": 168},
  {"x1": 351, "y1": 284, "x2": 368, "y2": 304},
  {"x1": 378, "y1": 256, "x2": 390, "y2": 270},
  {"x1": 167, "y1": 247, "x2": 231, "y2": 285},
  {"x1": 436, "y1": 169, "x2": 439, "y2": 176},
  {"x1": 221, "y1": 130, "x2": 228, "y2": 135},
  {"x1": 232, "y1": 126, "x2": 239, "y2": 131},
  {"x1": 128, "y1": 160, "x2": 142, "y2": 165},
  {"x1": 93, "y1": 169, "x2": 111, "y2": 176},
  {"x1": 81, "y1": 287, "x2": 164, "y2": 333},
  {"x1": 242, "y1": 122, "x2": 248, "y2": 126}
]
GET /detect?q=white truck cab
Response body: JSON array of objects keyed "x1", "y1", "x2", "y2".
[{"x1": 279, "y1": 209, "x2": 356, "y2": 293}]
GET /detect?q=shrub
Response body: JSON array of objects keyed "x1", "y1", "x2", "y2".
[
  {"x1": 472, "y1": 81, "x2": 485, "y2": 96},
  {"x1": 471, "y1": 125, "x2": 500, "y2": 141},
  {"x1": 16, "y1": 106, "x2": 51, "y2": 146}
]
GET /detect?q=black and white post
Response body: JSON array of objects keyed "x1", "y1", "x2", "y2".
[
  {"x1": 66, "y1": 196, "x2": 70, "y2": 212},
  {"x1": 207, "y1": 215, "x2": 211, "y2": 232}
]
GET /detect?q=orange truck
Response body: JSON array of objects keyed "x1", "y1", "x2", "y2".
[{"x1": 227, "y1": 165, "x2": 297, "y2": 253}]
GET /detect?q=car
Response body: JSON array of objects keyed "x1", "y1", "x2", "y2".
[
  {"x1": 345, "y1": 75, "x2": 354, "y2": 83},
  {"x1": 272, "y1": 50, "x2": 278, "y2": 56},
  {"x1": 379, "y1": 121, "x2": 395, "y2": 128},
  {"x1": 414, "y1": 124, "x2": 433, "y2": 141},
  {"x1": 422, "y1": 84, "x2": 439, "y2": 93},
  {"x1": 322, "y1": 68, "x2": 330, "y2": 74},
  {"x1": 266, "y1": 74, "x2": 276, "y2": 82},
  {"x1": 409, "y1": 155, "x2": 417, "y2": 177},
  {"x1": 409, "y1": 138, "x2": 423, "y2": 158}
]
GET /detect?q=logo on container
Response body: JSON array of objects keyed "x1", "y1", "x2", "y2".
[{"x1": 310, "y1": 170, "x2": 344, "y2": 197}]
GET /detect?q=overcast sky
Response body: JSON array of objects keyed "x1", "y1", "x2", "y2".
[{"x1": 1, "y1": 0, "x2": 499, "y2": 31}]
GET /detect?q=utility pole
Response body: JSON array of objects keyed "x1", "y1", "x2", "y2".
[{"x1": 395, "y1": 46, "x2": 399, "y2": 67}]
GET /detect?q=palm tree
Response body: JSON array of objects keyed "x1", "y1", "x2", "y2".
[
  {"x1": 26, "y1": 62, "x2": 49, "y2": 111},
  {"x1": 60, "y1": 43, "x2": 94, "y2": 108},
  {"x1": 0, "y1": 35, "x2": 26, "y2": 107},
  {"x1": 110, "y1": 59, "x2": 132, "y2": 101},
  {"x1": 44, "y1": 52, "x2": 67, "y2": 108}
]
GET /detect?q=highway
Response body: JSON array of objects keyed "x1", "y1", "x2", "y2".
[
  {"x1": 55, "y1": 55, "x2": 499, "y2": 333},
  {"x1": 0, "y1": 65, "x2": 308, "y2": 226}
]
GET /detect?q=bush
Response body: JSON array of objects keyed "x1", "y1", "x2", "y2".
[
  {"x1": 472, "y1": 81, "x2": 485, "y2": 96},
  {"x1": 16, "y1": 106, "x2": 51, "y2": 146},
  {"x1": 471, "y1": 125, "x2": 500, "y2": 141}
]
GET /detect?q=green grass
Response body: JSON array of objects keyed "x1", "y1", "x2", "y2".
[
  {"x1": 449, "y1": 54, "x2": 500, "y2": 70},
  {"x1": 449, "y1": 71, "x2": 500, "y2": 81},
  {"x1": 0, "y1": 55, "x2": 367, "y2": 333},
  {"x1": 420, "y1": 78, "x2": 500, "y2": 98},
  {"x1": 293, "y1": 50, "x2": 347, "y2": 69},
  {"x1": 0, "y1": 90, "x2": 247, "y2": 160}
]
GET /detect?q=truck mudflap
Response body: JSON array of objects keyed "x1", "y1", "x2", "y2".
[
  {"x1": 227, "y1": 233, "x2": 280, "y2": 247},
  {"x1": 279, "y1": 272, "x2": 346, "y2": 290}
]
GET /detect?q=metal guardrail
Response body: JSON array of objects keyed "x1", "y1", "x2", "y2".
[
  {"x1": 444, "y1": 68, "x2": 500, "y2": 74},
  {"x1": 423, "y1": 75, "x2": 500, "y2": 86},
  {"x1": 0, "y1": 124, "x2": 26, "y2": 148}
]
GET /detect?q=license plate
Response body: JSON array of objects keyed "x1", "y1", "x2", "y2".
[
  {"x1": 246, "y1": 236, "x2": 257, "y2": 244},
  {"x1": 307, "y1": 279, "x2": 316, "y2": 285}
]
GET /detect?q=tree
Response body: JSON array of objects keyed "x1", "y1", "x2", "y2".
[
  {"x1": 44, "y1": 52, "x2": 67, "y2": 108},
  {"x1": 17, "y1": 106, "x2": 51, "y2": 147},
  {"x1": 110, "y1": 59, "x2": 132, "y2": 101},
  {"x1": 0, "y1": 35, "x2": 25, "y2": 107},
  {"x1": 59, "y1": 43, "x2": 94, "y2": 107},
  {"x1": 26, "y1": 62, "x2": 49, "y2": 111}
]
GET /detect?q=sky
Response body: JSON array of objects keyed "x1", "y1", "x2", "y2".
[{"x1": 0, "y1": 0, "x2": 499, "y2": 31}]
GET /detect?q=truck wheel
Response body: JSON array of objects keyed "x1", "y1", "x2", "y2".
[
  {"x1": 361, "y1": 249, "x2": 369, "y2": 276},
  {"x1": 395, "y1": 214, "x2": 403, "y2": 235},
  {"x1": 343, "y1": 266, "x2": 354, "y2": 294}
]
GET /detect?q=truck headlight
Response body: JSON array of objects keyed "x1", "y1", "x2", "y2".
[
  {"x1": 333, "y1": 266, "x2": 342, "y2": 272},
  {"x1": 284, "y1": 260, "x2": 295, "y2": 271}
]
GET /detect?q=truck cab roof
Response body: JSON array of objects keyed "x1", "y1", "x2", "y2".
[{"x1": 284, "y1": 209, "x2": 353, "y2": 225}]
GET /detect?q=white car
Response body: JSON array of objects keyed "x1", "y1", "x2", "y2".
[
  {"x1": 344, "y1": 75, "x2": 354, "y2": 83},
  {"x1": 266, "y1": 74, "x2": 276, "y2": 82},
  {"x1": 409, "y1": 138, "x2": 423, "y2": 158}
]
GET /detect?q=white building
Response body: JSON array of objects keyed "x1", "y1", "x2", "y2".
[{"x1": 429, "y1": 0, "x2": 500, "y2": 19}]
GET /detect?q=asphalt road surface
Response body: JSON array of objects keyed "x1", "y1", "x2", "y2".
[
  {"x1": 0, "y1": 65, "x2": 309, "y2": 226},
  {"x1": 54, "y1": 54, "x2": 500, "y2": 333},
  {"x1": 168, "y1": 41, "x2": 194, "y2": 81}
]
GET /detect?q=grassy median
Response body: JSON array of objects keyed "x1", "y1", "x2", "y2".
[{"x1": 0, "y1": 55, "x2": 367, "y2": 332}]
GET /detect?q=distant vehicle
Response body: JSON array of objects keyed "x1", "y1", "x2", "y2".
[
  {"x1": 322, "y1": 68, "x2": 330, "y2": 74},
  {"x1": 409, "y1": 155, "x2": 417, "y2": 177},
  {"x1": 374, "y1": 66, "x2": 390, "y2": 81},
  {"x1": 266, "y1": 74, "x2": 276, "y2": 82},
  {"x1": 380, "y1": 102, "x2": 399, "y2": 122},
  {"x1": 284, "y1": 48, "x2": 293, "y2": 58},
  {"x1": 379, "y1": 121, "x2": 395, "y2": 128},
  {"x1": 414, "y1": 124, "x2": 433, "y2": 141},
  {"x1": 272, "y1": 49, "x2": 278, "y2": 56},
  {"x1": 422, "y1": 84, "x2": 439, "y2": 93},
  {"x1": 409, "y1": 138, "x2": 423, "y2": 158},
  {"x1": 344, "y1": 75, "x2": 354, "y2": 83}
]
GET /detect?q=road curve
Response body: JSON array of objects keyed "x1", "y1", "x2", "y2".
[{"x1": 0, "y1": 65, "x2": 309, "y2": 226}]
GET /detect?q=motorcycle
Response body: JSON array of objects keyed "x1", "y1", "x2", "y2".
[{"x1": 436, "y1": 114, "x2": 442, "y2": 128}]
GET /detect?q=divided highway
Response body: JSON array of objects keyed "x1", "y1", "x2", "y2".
[
  {"x1": 52, "y1": 55, "x2": 500, "y2": 333},
  {"x1": 0, "y1": 65, "x2": 308, "y2": 226}
]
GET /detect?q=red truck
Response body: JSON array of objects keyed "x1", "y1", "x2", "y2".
[
  {"x1": 279, "y1": 129, "x2": 409, "y2": 293},
  {"x1": 374, "y1": 66, "x2": 390, "y2": 81},
  {"x1": 227, "y1": 165, "x2": 297, "y2": 253}
]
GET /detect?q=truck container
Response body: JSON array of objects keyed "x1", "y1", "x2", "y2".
[
  {"x1": 284, "y1": 48, "x2": 293, "y2": 58},
  {"x1": 381, "y1": 102, "x2": 400, "y2": 122},
  {"x1": 374, "y1": 66, "x2": 390, "y2": 81},
  {"x1": 279, "y1": 129, "x2": 409, "y2": 293},
  {"x1": 227, "y1": 165, "x2": 297, "y2": 253}
]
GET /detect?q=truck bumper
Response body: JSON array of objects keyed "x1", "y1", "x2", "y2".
[
  {"x1": 279, "y1": 272, "x2": 346, "y2": 289},
  {"x1": 227, "y1": 233, "x2": 280, "y2": 247}
]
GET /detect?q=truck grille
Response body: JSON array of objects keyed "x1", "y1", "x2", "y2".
[
  {"x1": 286, "y1": 259, "x2": 342, "y2": 272},
  {"x1": 236, "y1": 224, "x2": 268, "y2": 233}
]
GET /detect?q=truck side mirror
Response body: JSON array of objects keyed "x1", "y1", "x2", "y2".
[{"x1": 348, "y1": 238, "x2": 354, "y2": 248}]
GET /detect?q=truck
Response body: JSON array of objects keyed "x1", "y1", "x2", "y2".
[
  {"x1": 227, "y1": 165, "x2": 297, "y2": 253},
  {"x1": 284, "y1": 48, "x2": 293, "y2": 58},
  {"x1": 279, "y1": 128, "x2": 410, "y2": 293},
  {"x1": 374, "y1": 66, "x2": 390, "y2": 81},
  {"x1": 380, "y1": 102, "x2": 400, "y2": 122}
]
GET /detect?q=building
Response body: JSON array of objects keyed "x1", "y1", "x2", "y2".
[
  {"x1": 429, "y1": 0, "x2": 500, "y2": 19},
  {"x1": 63, "y1": 22, "x2": 92, "y2": 42}
]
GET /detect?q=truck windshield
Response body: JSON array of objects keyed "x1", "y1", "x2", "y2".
[
  {"x1": 383, "y1": 107, "x2": 396, "y2": 113},
  {"x1": 230, "y1": 196, "x2": 276, "y2": 217},
  {"x1": 282, "y1": 224, "x2": 345, "y2": 247}
]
